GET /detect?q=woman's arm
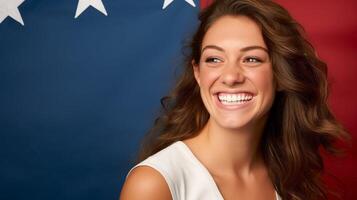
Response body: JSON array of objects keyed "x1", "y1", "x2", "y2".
[{"x1": 119, "y1": 166, "x2": 172, "y2": 200}]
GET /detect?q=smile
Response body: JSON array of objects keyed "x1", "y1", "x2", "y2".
[{"x1": 217, "y1": 92, "x2": 253, "y2": 105}]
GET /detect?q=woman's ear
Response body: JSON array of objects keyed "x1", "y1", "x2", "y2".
[
  {"x1": 273, "y1": 77, "x2": 283, "y2": 92},
  {"x1": 275, "y1": 81, "x2": 283, "y2": 92},
  {"x1": 276, "y1": 85, "x2": 283, "y2": 92},
  {"x1": 192, "y1": 60, "x2": 200, "y2": 86}
]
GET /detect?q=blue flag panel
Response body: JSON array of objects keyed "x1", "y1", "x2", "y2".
[{"x1": 0, "y1": 0, "x2": 199, "y2": 199}]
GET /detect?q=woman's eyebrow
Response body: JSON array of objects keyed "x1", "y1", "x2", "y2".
[
  {"x1": 201, "y1": 45, "x2": 225, "y2": 53},
  {"x1": 240, "y1": 45, "x2": 268, "y2": 53},
  {"x1": 201, "y1": 45, "x2": 268, "y2": 53}
]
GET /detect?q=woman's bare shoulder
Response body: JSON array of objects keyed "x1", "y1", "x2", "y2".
[{"x1": 119, "y1": 166, "x2": 172, "y2": 200}]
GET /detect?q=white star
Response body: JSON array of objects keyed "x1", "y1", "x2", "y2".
[
  {"x1": 75, "y1": 0, "x2": 108, "y2": 19},
  {"x1": 0, "y1": 0, "x2": 25, "y2": 26},
  {"x1": 162, "y1": 0, "x2": 196, "y2": 9}
]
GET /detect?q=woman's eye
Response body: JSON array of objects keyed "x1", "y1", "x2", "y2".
[
  {"x1": 244, "y1": 57, "x2": 262, "y2": 63},
  {"x1": 205, "y1": 57, "x2": 222, "y2": 63}
]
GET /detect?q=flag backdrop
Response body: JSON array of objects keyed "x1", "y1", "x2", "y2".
[{"x1": 0, "y1": 0, "x2": 356, "y2": 200}]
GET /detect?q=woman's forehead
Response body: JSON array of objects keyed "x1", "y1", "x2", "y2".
[{"x1": 201, "y1": 15, "x2": 267, "y2": 51}]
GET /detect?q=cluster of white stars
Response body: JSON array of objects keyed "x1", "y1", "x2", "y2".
[{"x1": 0, "y1": 0, "x2": 196, "y2": 26}]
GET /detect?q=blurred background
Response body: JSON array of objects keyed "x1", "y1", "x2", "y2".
[{"x1": 0, "y1": 0, "x2": 356, "y2": 199}]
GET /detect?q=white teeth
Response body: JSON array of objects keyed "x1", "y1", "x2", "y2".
[{"x1": 218, "y1": 93, "x2": 253, "y2": 104}]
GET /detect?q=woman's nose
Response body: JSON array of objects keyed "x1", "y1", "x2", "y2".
[{"x1": 221, "y1": 63, "x2": 245, "y2": 86}]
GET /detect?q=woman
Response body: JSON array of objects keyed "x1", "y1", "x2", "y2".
[{"x1": 120, "y1": 0, "x2": 348, "y2": 199}]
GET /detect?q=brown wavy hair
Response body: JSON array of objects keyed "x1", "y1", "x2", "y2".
[{"x1": 137, "y1": 0, "x2": 349, "y2": 199}]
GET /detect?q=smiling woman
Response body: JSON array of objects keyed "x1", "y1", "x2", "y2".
[
  {"x1": 194, "y1": 15, "x2": 275, "y2": 132},
  {"x1": 120, "y1": 0, "x2": 349, "y2": 200}
]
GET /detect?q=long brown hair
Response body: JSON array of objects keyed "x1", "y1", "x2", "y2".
[{"x1": 137, "y1": 0, "x2": 349, "y2": 199}]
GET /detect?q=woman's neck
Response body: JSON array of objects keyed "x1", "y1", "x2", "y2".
[{"x1": 187, "y1": 117, "x2": 267, "y2": 178}]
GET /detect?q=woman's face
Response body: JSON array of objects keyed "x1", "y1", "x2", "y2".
[{"x1": 193, "y1": 15, "x2": 275, "y2": 131}]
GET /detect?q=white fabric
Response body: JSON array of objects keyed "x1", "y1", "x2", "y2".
[{"x1": 127, "y1": 141, "x2": 281, "y2": 200}]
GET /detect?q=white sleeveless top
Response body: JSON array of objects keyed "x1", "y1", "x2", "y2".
[{"x1": 128, "y1": 141, "x2": 282, "y2": 200}]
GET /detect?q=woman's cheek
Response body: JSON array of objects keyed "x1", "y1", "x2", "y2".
[{"x1": 200, "y1": 67, "x2": 222, "y2": 87}]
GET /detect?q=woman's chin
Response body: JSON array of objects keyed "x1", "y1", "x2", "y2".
[{"x1": 213, "y1": 118, "x2": 251, "y2": 131}]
